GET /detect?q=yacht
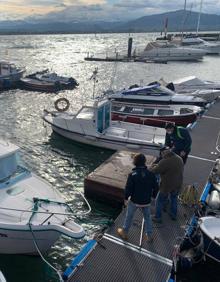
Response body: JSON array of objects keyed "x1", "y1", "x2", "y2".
[
  {"x1": 108, "y1": 83, "x2": 207, "y2": 107},
  {"x1": 137, "y1": 41, "x2": 205, "y2": 62}
]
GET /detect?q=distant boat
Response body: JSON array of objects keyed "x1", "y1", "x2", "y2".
[
  {"x1": 173, "y1": 36, "x2": 220, "y2": 55},
  {"x1": 43, "y1": 98, "x2": 166, "y2": 155},
  {"x1": 0, "y1": 139, "x2": 85, "y2": 254},
  {"x1": 160, "y1": 77, "x2": 220, "y2": 102},
  {"x1": 111, "y1": 102, "x2": 201, "y2": 127},
  {"x1": 0, "y1": 61, "x2": 25, "y2": 90},
  {"x1": 137, "y1": 41, "x2": 206, "y2": 62},
  {"x1": 20, "y1": 70, "x2": 78, "y2": 92},
  {"x1": 107, "y1": 83, "x2": 207, "y2": 107}
]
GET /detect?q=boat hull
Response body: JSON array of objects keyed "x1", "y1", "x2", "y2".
[
  {"x1": 202, "y1": 231, "x2": 220, "y2": 262},
  {"x1": 50, "y1": 124, "x2": 161, "y2": 156},
  {"x1": 0, "y1": 227, "x2": 60, "y2": 254},
  {"x1": 112, "y1": 112, "x2": 197, "y2": 127}
]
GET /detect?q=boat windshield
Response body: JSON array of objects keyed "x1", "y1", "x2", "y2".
[
  {"x1": 76, "y1": 107, "x2": 94, "y2": 120},
  {"x1": 0, "y1": 165, "x2": 29, "y2": 185},
  {"x1": 122, "y1": 85, "x2": 174, "y2": 96}
]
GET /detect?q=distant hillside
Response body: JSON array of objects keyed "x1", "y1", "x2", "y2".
[
  {"x1": 0, "y1": 10, "x2": 220, "y2": 34},
  {"x1": 118, "y1": 10, "x2": 220, "y2": 32}
]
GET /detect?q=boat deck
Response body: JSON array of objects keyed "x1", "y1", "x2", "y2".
[{"x1": 64, "y1": 100, "x2": 220, "y2": 282}]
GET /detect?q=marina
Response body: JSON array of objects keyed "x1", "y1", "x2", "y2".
[
  {"x1": 63, "y1": 100, "x2": 220, "y2": 282},
  {"x1": 0, "y1": 30, "x2": 220, "y2": 282}
]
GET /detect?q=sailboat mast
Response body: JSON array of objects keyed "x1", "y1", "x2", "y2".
[
  {"x1": 181, "y1": 0, "x2": 187, "y2": 37},
  {"x1": 196, "y1": 0, "x2": 203, "y2": 35}
]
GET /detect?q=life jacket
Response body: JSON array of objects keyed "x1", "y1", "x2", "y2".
[{"x1": 176, "y1": 126, "x2": 184, "y2": 140}]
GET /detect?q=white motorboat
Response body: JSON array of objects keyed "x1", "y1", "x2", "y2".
[
  {"x1": 137, "y1": 41, "x2": 205, "y2": 62},
  {"x1": 43, "y1": 98, "x2": 166, "y2": 155},
  {"x1": 0, "y1": 61, "x2": 25, "y2": 90},
  {"x1": 160, "y1": 77, "x2": 220, "y2": 102},
  {"x1": 174, "y1": 36, "x2": 220, "y2": 55},
  {"x1": 199, "y1": 216, "x2": 220, "y2": 262},
  {"x1": 108, "y1": 83, "x2": 207, "y2": 107},
  {"x1": 0, "y1": 140, "x2": 85, "y2": 255}
]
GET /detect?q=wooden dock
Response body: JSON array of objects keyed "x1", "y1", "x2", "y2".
[{"x1": 84, "y1": 151, "x2": 156, "y2": 205}]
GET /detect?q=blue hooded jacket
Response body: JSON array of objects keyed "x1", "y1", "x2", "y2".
[{"x1": 125, "y1": 166, "x2": 158, "y2": 205}]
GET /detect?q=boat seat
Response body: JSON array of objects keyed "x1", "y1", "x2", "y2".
[{"x1": 105, "y1": 127, "x2": 127, "y2": 137}]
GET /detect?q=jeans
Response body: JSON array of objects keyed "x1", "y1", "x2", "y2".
[
  {"x1": 123, "y1": 200, "x2": 152, "y2": 236},
  {"x1": 155, "y1": 191, "x2": 178, "y2": 219}
]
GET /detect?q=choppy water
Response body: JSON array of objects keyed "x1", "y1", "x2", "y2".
[{"x1": 1, "y1": 33, "x2": 220, "y2": 282}]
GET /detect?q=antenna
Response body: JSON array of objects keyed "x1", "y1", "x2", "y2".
[
  {"x1": 90, "y1": 67, "x2": 98, "y2": 99},
  {"x1": 196, "y1": 0, "x2": 203, "y2": 35}
]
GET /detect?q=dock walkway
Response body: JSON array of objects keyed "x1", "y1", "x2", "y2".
[{"x1": 64, "y1": 101, "x2": 220, "y2": 282}]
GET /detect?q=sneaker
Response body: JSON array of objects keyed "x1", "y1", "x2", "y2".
[
  {"x1": 117, "y1": 228, "x2": 128, "y2": 240},
  {"x1": 143, "y1": 234, "x2": 153, "y2": 243},
  {"x1": 152, "y1": 216, "x2": 162, "y2": 223}
]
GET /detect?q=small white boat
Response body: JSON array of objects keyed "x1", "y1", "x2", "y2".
[
  {"x1": 0, "y1": 140, "x2": 85, "y2": 255},
  {"x1": 199, "y1": 216, "x2": 220, "y2": 262},
  {"x1": 0, "y1": 61, "x2": 25, "y2": 90},
  {"x1": 43, "y1": 98, "x2": 166, "y2": 155},
  {"x1": 169, "y1": 76, "x2": 220, "y2": 90},
  {"x1": 174, "y1": 36, "x2": 220, "y2": 55},
  {"x1": 108, "y1": 83, "x2": 207, "y2": 107},
  {"x1": 0, "y1": 271, "x2": 6, "y2": 282},
  {"x1": 137, "y1": 41, "x2": 205, "y2": 62},
  {"x1": 160, "y1": 77, "x2": 220, "y2": 102}
]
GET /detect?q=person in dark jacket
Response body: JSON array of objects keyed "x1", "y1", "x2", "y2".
[
  {"x1": 117, "y1": 153, "x2": 158, "y2": 242},
  {"x1": 165, "y1": 123, "x2": 192, "y2": 164},
  {"x1": 150, "y1": 147, "x2": 184, "y2": 222}
]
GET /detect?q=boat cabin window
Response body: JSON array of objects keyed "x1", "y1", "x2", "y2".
[
  {"x1": 0, "y1": 153, "x2": 18, "y2": 181},
  {"x1": 112, "y1": 105, "x2": 124, "y2": 112},
  {"x1": 180, "y1": 108, "x2": 193, "y2": 114},
  {"x1": 76, "y1": 107, "x2": 94, "y2": 120},
  {"x1": 131, "y1": 108, "x2": 144, "y2": 114},
  {"x1": 124, "y1": 106, "x2": 133, "y2": 113},
  {"x1": 158, "y1": 109, "x2": 173, "y2": 116},
  {"x1": 143, "y1": 108, "x2": 154, "y2": 115}
]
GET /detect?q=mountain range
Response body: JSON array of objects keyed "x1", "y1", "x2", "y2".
[{"x1": 0, "y1": 10, "x2": 220, "y2": 34}]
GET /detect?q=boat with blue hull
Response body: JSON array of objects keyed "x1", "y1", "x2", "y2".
[{"x1": 0, "y1": 61, "x2": 25, "y2": 90}]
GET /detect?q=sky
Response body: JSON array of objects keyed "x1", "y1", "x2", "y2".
[{"x1": 0, "y1": 0, "x2": 219, "y2": 21}]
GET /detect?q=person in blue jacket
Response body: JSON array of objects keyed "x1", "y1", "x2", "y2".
[
  {"x1": 117, "y1": 153, "x2": 158, "y2": 242},
  {"x1": 165, "y1": 123, "x2": 192, "y2": 164}
]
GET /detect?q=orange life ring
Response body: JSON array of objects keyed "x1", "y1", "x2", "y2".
[{"x1": 54, "y1": 98, "x2": 70, "y2": 112}]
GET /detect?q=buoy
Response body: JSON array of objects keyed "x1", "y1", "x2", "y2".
[{"x1": 54, "y1": 98, "x2": 70, "y2": 112}]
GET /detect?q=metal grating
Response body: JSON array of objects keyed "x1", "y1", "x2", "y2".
[{"x1": 69, "y1": 237, "x2": 171, "y2": 282}]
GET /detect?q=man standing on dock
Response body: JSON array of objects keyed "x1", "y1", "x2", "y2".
[
  {"x1": 165, "y1": 123, "x2": 192, "y2": 164},
  {"x1": 117, "y1": 153, "x2": 158, "y2": 242},
  {"x1": 150, "y1": 147, "x2": 184, "y2": 222}
]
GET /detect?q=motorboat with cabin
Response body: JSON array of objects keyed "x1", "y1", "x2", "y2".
[
  {"x1": 0, "y1": 61, "x2": 25, "y2": 90},
  {"x1": 20, "y1": 69, "x2": 78, "y2": 92},
  {"x1": 43, "y1": 98, "x2": 166, "y2": 155},
  {"x1": 173, "y1": 36, "x2": 220, "y2": 55},
  {"x1": 137, "y1": 41, "x2": 206, "y2": 62},
  {"x1": 111, "y1": 102, "x2": 202, "y2": 127},
  {"x1": 164, "y1": 76, "x2": 220, "y2": 101},
  {"x1": 0, "y1": 140, "x2": 85, "y2": 254},
  {"x1": 107, "y1": 83, "x2": 207, "y2": 107}
]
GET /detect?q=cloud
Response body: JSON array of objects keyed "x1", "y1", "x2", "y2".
[{"x1": 0, "y1": 0, "x2": 220, "y2": 21}]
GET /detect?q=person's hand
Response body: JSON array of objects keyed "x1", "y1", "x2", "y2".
[
  {"x1": 180, "y1": 151, "x2": 186, "y2": 157},
  {"x1": 124, "y1": 200, "x2": 128, "y2": 207}
]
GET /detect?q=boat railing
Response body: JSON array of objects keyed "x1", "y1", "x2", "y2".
[{"x1": 117, "y1": 114, "x2": 175, "y2": 126}]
